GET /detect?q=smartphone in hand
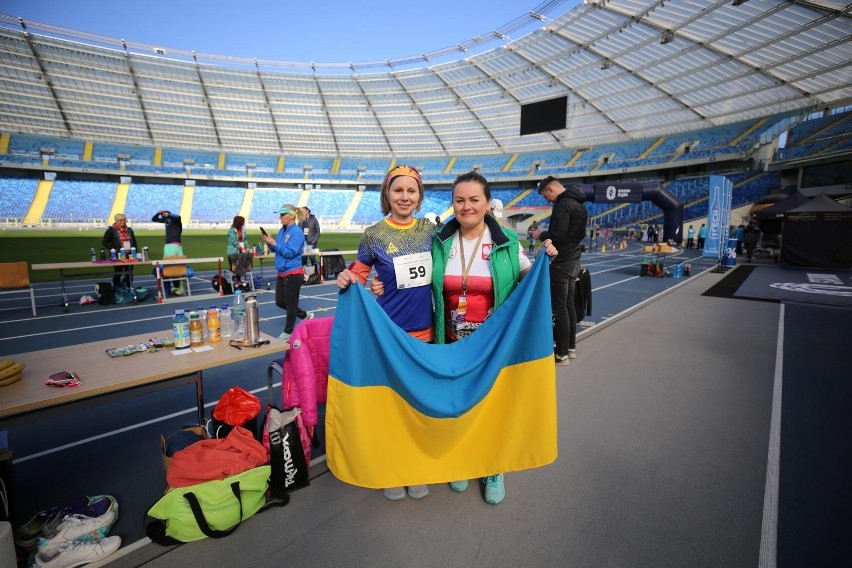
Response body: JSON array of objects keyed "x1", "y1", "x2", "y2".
[{"x1": 260, "y1": 227, "x2": 268, "y2": 237}]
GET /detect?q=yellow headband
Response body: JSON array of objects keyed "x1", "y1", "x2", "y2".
[{"x1": 382, "y1": 165, "x2": 423, "y2": 192}]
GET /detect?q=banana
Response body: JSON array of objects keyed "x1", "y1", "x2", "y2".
[
  {"x1": 0, "y1": 362, "x2": 25, "y2": 381},
  {"x1": 0, "y1": 360, "x2": 15, "y2": 372},
  {"x1": 0, "y1": 372, "x2": 22, "y2": 387}
]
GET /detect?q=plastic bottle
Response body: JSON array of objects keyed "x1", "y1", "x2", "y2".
[
  {"x1": 220, "y1": 303, "x2": 233, "y2": 338},
  {"x1": 89, "y1": 247, "x2": 96, "y2": 262},
  {"x1": 232, "y1": 289, "x2": 246, "y2": 340},
  {"x1": 207, "y1": 307, "x2": 222, "y2": 343},
  {"x1": 110, "y1": 248, "x2": 117, "y2": 261},
  {"x1": 189, "y1": 312, "x2": 203, "y2": 347},
  {"x1": 196, "y1": 306, "x2": 208, "y2": 339},
  {"x1": 172, "y1": 309, "x2": 190, "y2": 350}
]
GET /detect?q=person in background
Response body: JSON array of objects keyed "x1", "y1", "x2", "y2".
[
  {"x1": 299, "y1": 206, "x2": 321, "y2": 268},
  {"x1": 687, "y1": 224, "x2": 695, "y2": 249},
  {"x1": 533, "y1": 176, "x2": 588, "y2": 367},
  {"x1": 151, "y1": 209, "x2": 185, "y2": 296},
  {"x1": 698, "y1": 223, "x2": 707, "y2": 249},
  {"x1": 435, "y1": 215, "x2": 444, "y2": 230},
  {"x1": 431, "y1": 171, "x2": 557, "y2": 505},
  {"x1": 102, "y1": 213, "x2": 137, "y2": 288},
  {"x1": 227, "y1": 215, "x2": 252, "y2": 287},
  {"x1": 743, "y1": 221, "x2": 760, "y2": 262},
  {"x1": 263, "y1": 204, "x2": 312, "y2": 342},
  {"x1": 336, "y1": 165, "x2": 436, "y2": 502}
]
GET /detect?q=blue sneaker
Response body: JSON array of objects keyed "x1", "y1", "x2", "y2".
[
  {"x1": 278, "y1": 331, "x2": 291, "y2": 342},
  {"x1": 483, "y1": 474, "x2": 505, "y2": 505},
  {"x1": 449, "y1": 480, "x2": 468, "y2": 493}
]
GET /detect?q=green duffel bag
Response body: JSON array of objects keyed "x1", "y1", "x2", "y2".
[{"x1": 146, "y1": 465, "x2": 281, "y2": 545}]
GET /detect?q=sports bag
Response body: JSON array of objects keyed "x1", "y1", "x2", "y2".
[
  {"x1": 96, "y1": 282, "x2": 113, "y2": 305},
  {"x1": 263, "y1": 406, "x2": 310, "y2": 493},
  {"x1": 211, "y1": 275, "x2": 233, "y2": 295},
  {"x1": 146, "y1": 465, "x2": 275, "y2": 545}
]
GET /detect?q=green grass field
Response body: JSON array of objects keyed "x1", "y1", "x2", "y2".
[{"x1": 0, "y1": 229, "x2": 363, "y2": 282}]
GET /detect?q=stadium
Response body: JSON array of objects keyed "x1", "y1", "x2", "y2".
[{"x1": 0, "y1": 1, "x2": 850, "y2": 567}]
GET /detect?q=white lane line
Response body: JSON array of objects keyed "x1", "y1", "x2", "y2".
[
  {"x1": 758, "y1": 303, "x2": 784, "y2": 568},
  {"x1": 11, "y1": 382, "x2": 281, "y2": 464}
]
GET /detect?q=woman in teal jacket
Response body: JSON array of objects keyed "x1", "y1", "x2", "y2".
[{"x1": 431, "y1": 171, "x2": 556, "y2": 504}]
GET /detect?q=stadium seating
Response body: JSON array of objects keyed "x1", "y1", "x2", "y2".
[{"x1": 0, "y1": 176, "x2": 39, "y2": 219}]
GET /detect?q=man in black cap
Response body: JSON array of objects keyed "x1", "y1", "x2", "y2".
[{"x1": 532, "y1": 177, "x2": 588, "y2": 366}]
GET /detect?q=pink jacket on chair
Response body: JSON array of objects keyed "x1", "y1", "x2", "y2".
[{"x1": 282, "y1": 316, "x2": 334, "y2": 428}]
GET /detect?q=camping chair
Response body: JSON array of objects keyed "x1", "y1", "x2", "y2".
[
  {"x1": 161, "y1": 255, "x2": 191, "y2": 297},
  {"x1": 0, "y1": 262, "x2": 37, "y2": 316}
]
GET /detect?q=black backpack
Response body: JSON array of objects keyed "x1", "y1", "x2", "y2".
[
  {"x1": 96, "y1": 282, "x2": 113, "y2": 305},
  {"x1": 211, "y1": 275, "x2": 233, "y2": 295}
]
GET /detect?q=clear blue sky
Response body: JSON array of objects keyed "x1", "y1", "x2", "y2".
[{"x1": 1, "y1": 0, "x2": 566, "y2": 65}]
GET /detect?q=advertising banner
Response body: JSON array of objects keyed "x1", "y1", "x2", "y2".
[{"x1": 704, "y1": 175, "x2": 732, "y2": 260}]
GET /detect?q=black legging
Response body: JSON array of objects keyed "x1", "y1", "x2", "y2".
[{"x1": 275, "y1": 273, "x2": 308, "y2": 334}]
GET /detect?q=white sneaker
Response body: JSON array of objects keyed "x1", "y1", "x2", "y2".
[
  {"x1": 568, "y1": 349, "x2": 577, "y2": 359},
  {"x1": 555, "y1": 355, "x2": 570, "y2": 367},
  {"x1": 38, "y1": 500, "x2": 117, "y2": 556},
  {"x1": 34, "y1": 536, "x2": 122, "y2": 568}
]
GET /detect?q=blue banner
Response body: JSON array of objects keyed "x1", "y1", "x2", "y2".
[{"x1": 704, "y1": 175, "x2": 732, "y2": 260}]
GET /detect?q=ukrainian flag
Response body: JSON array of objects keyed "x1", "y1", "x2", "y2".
[{"x1": 326, "y1": 256, "x2": 557, "y2": 488}]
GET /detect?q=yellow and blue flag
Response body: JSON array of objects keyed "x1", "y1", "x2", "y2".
[{"x1": 326, "y1": 256, "x2": 558, "y2": 488}]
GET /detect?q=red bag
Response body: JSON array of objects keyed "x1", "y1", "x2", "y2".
[
  {"x1": 166, "y1": 426, "x2": 267, "y2": 488},
  {"x1": 212, "y1": 386, "x2": 261, "y2": 427}
]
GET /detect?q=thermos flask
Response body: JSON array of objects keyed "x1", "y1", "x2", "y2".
[{"x1": 244, "y1": 294, "x2": 260, "y2": 343}]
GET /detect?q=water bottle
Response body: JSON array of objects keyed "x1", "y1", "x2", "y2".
[
  {"x1": 110, "y1": 248, "x2": 117, "y2": 261},
  {"x1": 100, "y1": 248, "x2": 106, "y2": 261},
  {"x1": 130, "y1": 246, "x2": 137, "y2": 260},
  {"x1": 232, "y1": 289, "x2": 246, "y2": 340},
  {"x1": 172, "y1": 309, "x2": 190, "y2": 350},
  {"x1": 219, "y1": 303, "x2": 234, "y2": 338},
  {"x1": 196, "y1": 306, "x2": 207, "y2": 339},
  {"x1": 90, "y1": 248, "x2": 96, "y2": 262}
]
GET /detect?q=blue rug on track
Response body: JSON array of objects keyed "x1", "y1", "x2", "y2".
[
  {"x1": 778, "y1": 303, "x2": 852, "y2": 566},
  {"x1": 734, "y1": 265, "x2": 852, "y2": 307}
]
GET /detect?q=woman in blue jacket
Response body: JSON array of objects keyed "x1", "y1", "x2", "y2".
[{"x1": 262, "y1": 204, "x2": 312, "y2": 341}]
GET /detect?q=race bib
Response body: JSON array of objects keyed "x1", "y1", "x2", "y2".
[{"x1": 392, "y1": 252, "x2": 432, "y2": 290}]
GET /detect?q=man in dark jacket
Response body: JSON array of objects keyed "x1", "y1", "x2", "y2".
[
  {"x1": 299, "y1": 206, "x2": 321, "y2": 268},
  {"x1": 533, "y1": 177, "x2": 588, "y2": 366}
]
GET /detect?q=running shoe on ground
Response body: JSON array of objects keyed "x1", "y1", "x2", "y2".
[
  {"x1": 555, "y1": 355, "x2": 570, "y2": 366},
  {"x1": 382, "y1": 487, "x2": 406, "y2": 501},
  {"x1": 407, "y1": 485, "x2": 429, "y2": 499},
  {"x1": 568, "y1": 349, "x2": 577, "y2": 359},
  {"x1": 449, "y1": 480, "x2": 469, "y2": 493},
  {"x1": 483, "y1": 474, "x2": 505, "y2": 505},
  {"x1": 38, "y1": 496, "x2": 118, "y2": 555},
  {"x1": 15, "y1": 496, "x2": 88, "y2": 548},
  {"x1": 33, "y1": 535, "x2": 121, "y2": 568}
]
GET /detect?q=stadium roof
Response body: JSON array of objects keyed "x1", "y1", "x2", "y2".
[{"x1": 0, "y1": 0, "x2": 849, "y2": 157}]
